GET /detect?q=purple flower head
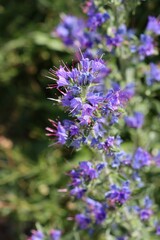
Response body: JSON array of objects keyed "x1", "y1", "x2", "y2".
[
  {"x1": 70, "y1": 187, "x2": 86, "y2": 199},
  {"x1": 68, "y1": 68, "x2": 80, "y2": 83},
  {"x1": 69, "y1": 161, "x2": 99, "y2": 191},
  {"x1": 75, "y1": 213, "x2": 91, "y2": 229},
  {"x1": 86, "y1": 198, "x2": 107, "y2": 224},
  {"x1": 138, "y1": 34, "x2": 155, "y2": 59},
  {"x1": 88, "y1": 12, "x2": 110, "y2": 30},
  {"x1": 106, "y1": 34, "x2": 123, "y2": 48},
  {"x1": 103, "y1": 136, "x2": 122, "y2": 153},
  {"x1": 156, "y1": 225, "x2": 160, "y2": 235},
  {"x1": 78, "y1": 72, "x2": 93, "y2": 86},
  {"x1": 104, "y1": 86, "x2": 130, "y2": 114},
  {"x1": 111, "y1": 151, "x2": 125, "y2": 168},
  {"x1": 132, "y1": 147, "x2": 151, "y2": 169},
  {"x1": 105, "y1": 90, "x2": 120, "y2": 111},
  {"x1": 104, "y1": 136, "x2": 115, "y2": 150},
  {"x1": 69, "y1": 169, "x2": 81, "y2": 183},
  {"x1": 82, "y1": 0, "x2": 96, "y2": 16},
  {"x1": 96, "y1": 162, "x2": 107, "y2": 173},
  {"x1": 146, "y1": 63, "x2": 160, "y2": 85},
  {"x1": 46, "y1": 120, "x2": 67, "y2": 145},
  {"x1": 79, "y1": 31, "x2": 101, "y2": 49},
  {"x1": 135, "y1": 196, "x2": 153, "y2": 221},
  {"x1": 147, "y1": 16, "x2": 160, "y2": 35},
  {"x1": 70, "y1": 125, "x2": 79, "y2": 136},
  {"x1": 79, "y1": 161, "x2": 98, "y2": 179},
  {"x1": 70, "y1": 97, "x2": 82, "y2": 113},
  {"x1": 91, "y1": 58, "x2": 111, "y2": 79},
  {"x1": 105, "y1": 181, "x2": 131, "y2": 206},
  {"x1": 139, "y1": 208, "x2": 153, "y2": 221},
  {"x1": 87, "y1": 92, "x2": 103, "y2": 106},
  {"x1": 117, "y1": 24, "x2": 127, "y2": 35},
  {"x1": 144, "y1": 196, "x2": 152, "y2": 208},
  {"x1": 106, "y1": 24, "x2": 129, "y2": 49},
  {"x1": 132, "y1": 171, "x2": 144, "y2": 188},
  {"x1": 79, "y1": 104, "x2": 95, "y2": 125},
  {"x1": 55, "y1": 15, "x2": 85, "y2": 47},
  {"x1": 92, "y1": 118, "x2": 106, "y2": 138},
  {"x1": 50, "y1": 229, "x2": 61, "y2": 240},
  {"x1": 124, "y1": 112, "x2": 144, "y2": 128},
  {"x1": 154, "y1": 152, "x2": 160, "y2": 167},
  {"x1": 28, "y1": 230, "x2": 44, "y2": 240},
  {"x1": 57, "y1": 122, "x2": 67, "y2": 144},
  {"x1": 122, "y1": 83, "x2": 135, "y2": 100},
  {"x1": 56, "y1": 66, "x2": 69, "y2": 87}
]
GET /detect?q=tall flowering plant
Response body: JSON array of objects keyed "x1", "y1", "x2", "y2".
[{"x1": 28, "y1": 0, "x2": 160, "y2": 239}]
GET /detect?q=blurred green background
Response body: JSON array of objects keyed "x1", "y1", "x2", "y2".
[{"x1": 0, "y1": 0, "x2": 160, "y2": 239}]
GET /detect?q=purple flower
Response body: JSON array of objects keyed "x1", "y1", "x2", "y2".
[
  {"x1": 154, "y1": 152, "x2": 160, "y2": 167},
  {"x1": 55, "y1": 15, "x2": 85, "y2": 47},
  {"x1": 75, "y1": 213, "x2": 91, "y2": 229},
  {"x1": 138, "y1": 34, "x2": 155, "y2": 59},
  {"x1": 79, "y1": 104, "x2": 95, "y2": 125},
  {"x1": 46, "y1": 120, "x2": 67, "y2": 145},
  {"x1": 28, "y1": 230, "x2": 44, "y2": 240},
  {"x1": 132, "y1": 172, "x2": 144, "y2": 187},
  {"x1": 147, "y1": 16, "x2": 160, "y2": 35},
  {"x1": 88, "y1": 12, "x2": 109, "y2": 30},
  {"x1": 86, "y1": 198, "x2": 107, "y2": 224},
  {"x1": 50, "y1": 229, "x2": 62, "y2": 240},
  {"x1": 96, "y1": 162, "x2": 107, "y2": 173},
  {"x1": 122, "y1": 83, "x2": 135, "y2": 100},
  {"x1": 69, "y1": 161, "x2": 99, "y2": 194},
  {"x1": 69, "y1": 125, "x2": 79, "y2": 136},
  {"x1": 111, "y1": 151, "x2": 131, "y2": 167},
  {"x1": 132, "y1": 147, "x2": 151, "y2": 169},
  {"x1": 56, "y1": 66, "x2": 69, "y2": 87},
  {"x1": 106, "y1": 34, "x2": 123, "y2": 47},
  {"x1": 106, "y1": 24, "x2": 130, "y2": 49},
  {"x1": 79, "y1": 161, "x2": 98, "y2": 179},
  {"x1": 139, "y1": 208, "x2": 153, "y2": 221},
  {"x1": 91, "y1": 58, "x2": 111, "y2": 81},
  {"x1": 78, "y1": 72, "x2": 93, "y2": 86},
  {"x1": 135, "y1": 196, "x2": 153, "y2": 221},
  {"x1": 146, "y1": 63, "x2": 160, "y2": 85},
  {"x1": 124, "y1": 112, "x2": 144, "y2": 128},
  {"x1": 70, "y1": 97, "x2": 83, "y2": 113},
  {"x1": 156, "y1": 225, "x2": 160, "y2": 235},
  {"x1": 105, "y1": 181, "x2": 131, "y2": 206},
  {"x1": 87, "y1": 92, "x2": 103, "y2": 106},
  {"x1": 70, "y1": 187, "x2": 86, "y2": 199},
  {"x1": 77, "y1": 31, "x2": 102, "y2": 49},
  {"x1": 47, "y1": 57, "x2": 130, "y2": 147},
  {"x1": 92, "y1": 118, "x2": 106, "y2": 138},
  {"x1": 57, "y1": 122, "x2": 68, "y2": 144}
]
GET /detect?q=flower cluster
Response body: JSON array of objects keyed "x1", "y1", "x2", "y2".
[
  {"x1": 134, "y1": 196, "x2": 153, "y2": 221},
  {"x1": 37, "y1": 0, "x2": 160, "y2": 239},
  {"x1": 146, "y1": 63, "x2": 160, "y2": 85},
  {"x1": 69, "y1": 161, "x2": 106, "y2": 198},
  {"x1": 46, "y1": 57, "x2": 132, "y2": 151},
  {"x1": 54, "y1": 0, "x2": 109, "y2": 56},
  {"x1": 124, "y1": 112, "x2": 144, "y2": 129},
  {"x1": 105, "y1": 181, "x2": 131, "y2": 206},
  {"x1": 76, "y1": 197, "x2": 107, "y2": 229},
  {"x1": 132, "y1": 147, "x2": 151, "y2": 169},
  {"x1": 28, "y1": 229, "x2": 61, "y2": 240},
  {"x1": 147, "y1": 16, "x2": 160, "y2": 35}
]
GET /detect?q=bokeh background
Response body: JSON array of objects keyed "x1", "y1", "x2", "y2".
[{"x1": 0, "y1": 0, "x2": 160, "y2": 239}]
